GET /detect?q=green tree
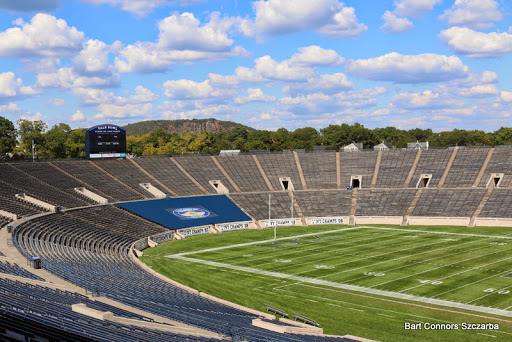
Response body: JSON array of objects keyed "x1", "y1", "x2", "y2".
[
  {"x1": 244, "y1": 130, "x2": 272, "y2": 151},
  {"x1": 270, "y1": 128, "x2": 290, "y2": 151},
  {"x1": 290, "y1": 127, "x2": 320, "y2": 150},
  {"x1": 0, "y1": 116, "x2": 16, "y2": 158},
  {"x1": 44, "y1": 123, "x2": 71, "y2": 158},
  {"x1": 492, "y1": 127, "x2": 512, "y2": 145},
  {"x1": 66, "y1": 128, "x2": 86, "y2": 158},
  {"x1": 17, "y1": 119, "x2": 47, "y2": 157}
]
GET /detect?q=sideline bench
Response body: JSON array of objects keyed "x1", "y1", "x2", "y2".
[
  {"x1": 264, "y1": 304, "x2": 289, "y2": 317},
  {"x1": 292, "y1": 312, "x2": 319, "y2": 327}
]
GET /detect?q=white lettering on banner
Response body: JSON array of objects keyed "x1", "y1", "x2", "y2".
[
  {"x1": 263, "y1": 219, "x2": 298, "y2": 228},
  {"x1": 218, "y1": 222, "x2": 250, "y2": 231},
  {"x1": 310, "y1": 217, "x2": 345, "y2": 225},
  {"x1": 181, "y1": 226, "x2": 210, "y2": 237}
]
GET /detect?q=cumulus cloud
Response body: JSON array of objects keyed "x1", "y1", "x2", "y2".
[
  {"x1": 439, "y1": 0, "x2": 502, "y2": 29},
  {"x1": 36, "y1": 67, "x2": 121, "y2": 89},
  {"x1": 288, "y1": 45, "x2": 344, "y2": 67},
  {"x1": 70, "y1": 110, "x2": 86, "y2": 122},
  {"x1": 346, "y1": 52, "x2": 468, "y2": 83},
  {"x1": 114, "y1": 12, "x2": 249, "y2": 73},
  {"x1": 283, "y1": 73, "x2": 353, "y2": 96},
  {"x1": 381, "y1": 11, "x2": 413, "y2": 34},
  {"x1": 0, "y1": 103, "x2": 22, "y2": 113},
  {"x1": 235, "y1": 88, "x2": 276, "y2": 104},
  {"x1": 94, "y1": 103, "x2": 153, "y2": 119},
  {"x1": 458, "y1": 84, "x2": 499, "y2": 97},
  {"x1": 380, "y1": 0, "x2": 441, "y2": 34},
  {"x1": 391, "y1": 90, "x2": 462, "y2": 109},
  {"x1": 73, "y1": 39, "x2": 119, "y2": 77},
  {"x1": 45, "y1": 98, "x2": 65, "y2": 107},
  {"x1": 81, "y1": 0, "x2": 169, "y2": 17},
  {"x1": 163, "y1": 79, "x2": 223, "y2": 99},
  {"x1": 279, "y1": 87, "x2": 386, "y2": 115},
  {"x1": 252, "y1": 0, "x2": 366, "y2": 38},
  {"x1": 73, "y1": 86, "x2": 157, "y2": 106},
  {"x1": 0, "y1": 72, "x2": 38, "y2": 99},
  {"x1": 0, "y1": 13, "x2": 84, "y2": 58},
  {"x1": 0, "y1": 0, "x2": 64, "y2": 12},
  {"x1": 439, "y1": 27, "x2": 512, "y2": 58},
  {"x1": 393, "y1": 0, "x2": 442, "y2": 17},
  {"x1": 498, "y1": 91, "x2": 512, "y2": 103},
  {"x1": 253, "y1": 55, "x2": 316, "y2": 81}
]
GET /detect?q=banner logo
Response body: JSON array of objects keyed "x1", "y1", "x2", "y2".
[{"x1": 172, "y1": 207, "x2": 211, "y2": 219}]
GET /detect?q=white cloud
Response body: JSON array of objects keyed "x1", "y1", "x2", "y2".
[
  {"x1": 252, "y1": 0, "x2": 366, "y2": 38},
  {"x1": 381, "y1": 11, "x2": 413, "y2": 34},
  {"x1": 73, "y1": 39, "x2": 117, "y2": 76},
  {"x1": 0, "y1": 0, "x2": 64, "y2": 12},
  {"x1": 0, "y1": 13, "x2": 84, "y2": 58},
  {"x1": 283, "y1": 73, "x2": 353, "y2": 96},
  {"x1": 440, "y1": 0, "x2": 502, "y2": 29},
  {"x1": 45, "y1": 98, "x2": 65, "y2": 107},
  {"x1": 157, "y1": 12, "x2": 233, "y2": 52},
  {"x1": 163, "y1": 79, "x2": 218, "y2": 99},
  {"x1": 0, "y1": 72, "x2": 38, "y2": 99},
  {"x1": 439, "y1": 27, "x2": 512, "y2": 58},
  {"x1": 458, "y1": 84, "x2": 499, "y2": 97},
  {"x1": 37, "y1": 67, "x2": 121, "y2": 89},
  {"x1": 235, "y1": 88, "x2": 276, "y2": 104},
  {"x1": 0, "y1": 103, "x2": 21, "y2": 113},
  {"x1": 279, "y1": 87, "x2": 386, "y2": 115},
  {"x1": 391, "y1": 90, "x2": 462, "y2": 109},
  {"x1": 497, "y1": 91, "x2": 512, "y2": 103},
  {"x1": 81, "y1": 0, "x2": 168, "y2": 17},
  {"x1": 94, "y1": 103, "x2": 153, "y2": 119},
  {"x1": 72, "y1": 88, "x2": 114, "y2": 105},
  {"x1": 161, "y1": 102, "x2": 238, "y2": 120},
  {"x1": 70, "y1": 110, "x2": 86, "y2": 122},
  {"x1": 393, "y1": 0, "x2": 442, "y2": 17},
  {"x1": 114, "y1": 12, "x2": 249, "y2": 73},
  {"x1": 288, "y1": 45, "x2": 344, "y2": 67},
  {"x1": 253, "y1": 55, "x2": 316, "y2": 81},
  {"x1": 346, "y1": 52, "x2": 468, "y2": 83}
]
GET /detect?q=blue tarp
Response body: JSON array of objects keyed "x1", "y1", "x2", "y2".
[{"x1": 116, "y1": 195, "x2": 251, "y2": 230}]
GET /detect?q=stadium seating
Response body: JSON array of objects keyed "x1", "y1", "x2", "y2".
[
  {"x1": 216, "y1": 155, "x2": 270, "y2": 192},
  {"x1": 52, "y1": 160, "x2": 145, "y2": 202},
  {"x1": 407, "y1": 149, "x2": 452, "y2": 187},
  {"x1": 442, "y1": 147, "x2": 489, "y2": 187},
  {"x1": 133, "y1": 157, "x2": 204, "y2": 196},
  {"x1": 256, "y1": 153, "x2": 304, "y2": 190},
  {"x1": 2, "y1": 146, "x2": 512, "y2": 341},
  {"x1": 411, "y1": 189, "x2": 486, "y2": 217},
  {"x1": 298, "y1": 152, "x2": 337, "y2": 189},
  {"x1": 339, "y1": 151, "x2": 378, "y2": 188},
  {"x1": 173, "y1": 155, "x2": 237, "y2": 194},
  {"x1": 374, "y1": 150, "x2": 417, "y2": 188}
]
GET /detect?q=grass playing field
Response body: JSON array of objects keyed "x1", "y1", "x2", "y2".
[{"x1": 141, "y1": 225, "x2": 512, "y2": 342}]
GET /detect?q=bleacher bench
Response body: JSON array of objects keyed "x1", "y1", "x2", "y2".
[
  {"x1": 292, "y1": 312, "x2": 319, "y2": 327},
  {"x1": 264, "y1": 304, "x2": 289, "y2": 317}
]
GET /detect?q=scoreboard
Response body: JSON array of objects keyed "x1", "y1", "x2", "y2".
[{"x1": 85, "y1": 124, "x2": 126, "y2": 159}]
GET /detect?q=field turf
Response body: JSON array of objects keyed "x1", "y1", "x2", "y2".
[{"x1": 141, "y1": 225, "x2": 512, "y2": 341}]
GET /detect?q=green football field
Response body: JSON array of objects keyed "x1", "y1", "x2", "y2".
[{"x1": 141, "y1": 225, "x2": 512, "y2": 342}]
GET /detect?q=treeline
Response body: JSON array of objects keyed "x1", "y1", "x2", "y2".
[{"x1": 2, "y1": 116, "x2": 512, "y2": 160}]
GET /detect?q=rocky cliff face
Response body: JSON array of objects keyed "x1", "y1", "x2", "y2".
[{"x1": 166, "y1": 121, "x2": 231, "y2": 134}]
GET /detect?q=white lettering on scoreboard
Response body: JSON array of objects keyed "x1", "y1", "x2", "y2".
[
  {"x1": 218, "y1": 222, "x2": 250, "y2": 231},
  {"x1": 310, "y1": 217, "x2": 345, "y2": 225},
  {"x1": 264, "y1": 218, "x2": 298, "y2": 228},
  {"x1": 181, "y1": 226, "x2": 210, "y2": 237}
]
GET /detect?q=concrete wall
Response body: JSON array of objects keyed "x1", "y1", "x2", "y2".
[
  {"x1": 354, "y1": 216, "x2": 403, "y2": 225},
  {"x1": 408, "y1": 216, "x2": 470, "y2": 226}
]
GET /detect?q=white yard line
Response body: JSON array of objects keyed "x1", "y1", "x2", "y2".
[
  {"x1": 346, "y1": 239, "x2": 492, "y2": 284},
  {"x1": 310, "y1": 237, "x2": 485, "y2": 281},
  {"x1": 253, "y1": 231, "x2": 436, "y2": 270},
  {"x1": 434, "y1": 268, "x2": 512, "y2": 299},
  {"x1": 376, "y1": 244, "x2": 509, "y2": 290},
  {"x1": 401, "y1": 253, "x2": 512, "y2": 294},
  {"x1": 167, "y1": 254, "x2": 512, "y2": 318}
]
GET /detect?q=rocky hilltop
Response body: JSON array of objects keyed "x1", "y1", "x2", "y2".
[{"x1": 123, "y1": 118, "x2": 254, "y2": 136}]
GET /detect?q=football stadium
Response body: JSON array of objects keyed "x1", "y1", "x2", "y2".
[{"x1": 2, "y1": 144, "x2": 512, "y2": 341}]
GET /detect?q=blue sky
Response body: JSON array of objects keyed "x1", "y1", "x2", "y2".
[{"x1": 0, "y1": 0, "x2": 511, "y2": 132}]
